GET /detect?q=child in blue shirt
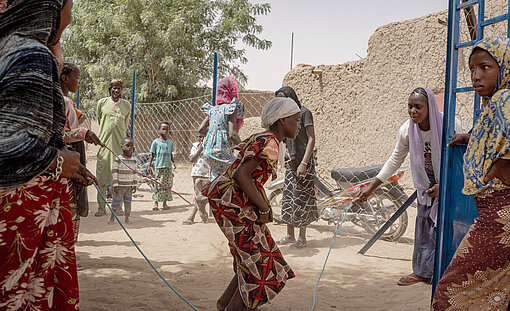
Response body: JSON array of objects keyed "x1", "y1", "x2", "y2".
[{"x1": 148, "y1": 121, "x2": 176, "y2": 211}]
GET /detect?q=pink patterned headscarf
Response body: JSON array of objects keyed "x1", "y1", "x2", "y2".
[
  {"x1": 216, "y1": 76, "x2": 238, "y2": 105},
  {"x1": 216, "y1": 75, "x2": 243, "y2": 132},
  {"x1": 408, "y1": 87, "x2": 443, "y2": 225}
]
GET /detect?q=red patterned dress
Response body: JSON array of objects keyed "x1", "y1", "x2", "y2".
[
  {"x1": 204, "y1": 132, "x2": 295, "y2": 310},
  {"x1": 0, "y1": 175, "x2": 79, "y2": 310}
]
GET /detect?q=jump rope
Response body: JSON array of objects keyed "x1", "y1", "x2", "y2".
[{"x1": 95, "y1": 145, "x2": 353, "y2": 310}]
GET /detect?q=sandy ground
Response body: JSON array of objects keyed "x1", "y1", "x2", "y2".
[{"x1": 77, "y1": 150, "x2": 432, "y2": 311}]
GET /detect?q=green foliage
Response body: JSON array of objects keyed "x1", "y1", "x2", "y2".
[{"x1": 62, "y1": 0, "x2": 271, "y2": 109}]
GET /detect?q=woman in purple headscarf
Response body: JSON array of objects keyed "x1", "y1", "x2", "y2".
[{"x1": 356, "y1": 87, "x2": 462, "y2": 286}]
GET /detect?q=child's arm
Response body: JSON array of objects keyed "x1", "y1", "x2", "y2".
[
  {"x1": 189, "y1": 144, "x2": 203, "y2": 163},
  {"x1": 112, "y1": 159, "x2": 119, "y2": 187},
  {"x1": 171, "y1": 153, "x2": 176, "y2": 169},
  {"x1": 233, "y1": 158, "x2": 271, "y2": 224},
  {"x1": 198, "y1": 117, "x2": 209, "y2": 136},
  {"x1": 227, "y1": 109, "x2": 241, "y2": 146},
  {"x1": 484, "y1": 157, "x2": 510, "y2": 186}
]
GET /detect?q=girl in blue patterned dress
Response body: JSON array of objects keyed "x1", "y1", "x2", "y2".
[{"x1": 199, "y1": 76, "x2": 244, "y2": 180}]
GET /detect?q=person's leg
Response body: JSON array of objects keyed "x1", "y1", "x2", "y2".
[
  {"x1": 124, "y1": 191, "x2": 132, "y2": 223},
  {"x1": 109, "y1": 187, "x2": 122, "y2": 224},
  {"x1": 217, "y1": 275, "x2": 238, "y2": 311},
  {"x1": 278, "y1": 224, "x2": 296, "y2": 244},
  {"x1": 152, "y1": 168, "x2": 160, "y2": 211},
  {"x1": 298, "y1": 226, "x2": 307, "y2": 243},
  {"x1": 95, "y1": 183, "x2": 108, "y2": 216},
  {"x1": 185, "y1": 177, "x2": 201, "y2": 223},
  {"x1": 411, "y1": 205, "x2": 435, "y2": 280},
  {"x1": 196, "y1": 177, "x2": 209, "y2": 222},
  {"x1": 106, "y1": 185, "x2": 113, "y2": 201},
  {"x1": 224, "y1": 286, "x2": 244, "y2": 311},
  {"x1": 398, "y1": 203, "x2": 434, "y2": 285},
  {"x1": 162, "y1": 167, "x2": 173, "y2": 210}
]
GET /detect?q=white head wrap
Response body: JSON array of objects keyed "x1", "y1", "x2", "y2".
[{"x1": 261, "y1": 97, "x2": 301, "y2": 129}]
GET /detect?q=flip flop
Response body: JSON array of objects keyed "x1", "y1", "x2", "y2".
[
  {"x1": 278, "y1": 236, "x2": 296, "y2": 245},
  {"x1": 397, "y1": 274, "x2": 431, "y2": 286},
  {"x1": 182, "y1": 219, "x2": 195, "y2": 225},
  {"x1": 290, "y1": 240, "x2": 307, "y2": 249}
]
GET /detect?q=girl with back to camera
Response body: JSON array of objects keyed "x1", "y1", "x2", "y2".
[
  {"x1": 356, "y1": 87, "x2": 462, "y2": 286},
  {"x1": 433, "y1": 37, "x2": 510, "y2": 310},
  {"x1": 199, "y1": 75, "x2": 244, "y2": 181},
  {"x1": 203, "y1": 97, "x2": 298, "y2": 311}
]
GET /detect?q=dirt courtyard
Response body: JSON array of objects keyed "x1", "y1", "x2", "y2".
[{"x1": 77, "y1": 150, "x2": 432, "y2": 311}]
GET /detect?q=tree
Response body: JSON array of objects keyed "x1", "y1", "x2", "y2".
[{"x1": 62, "y1": 0, "x2": 271, "y2": 107}]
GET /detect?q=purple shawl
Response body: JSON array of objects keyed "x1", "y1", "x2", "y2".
[{"x1": 408, "y1": 87, "x2": 443, "y2": 225}]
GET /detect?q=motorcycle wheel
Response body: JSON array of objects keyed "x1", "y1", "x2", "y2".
[
  {"x1": 363, "y1": 193, "x2": 408, "y2": 241},
  {"x1": 268, "y1": 188, "x2": 284, "y2": 223}
]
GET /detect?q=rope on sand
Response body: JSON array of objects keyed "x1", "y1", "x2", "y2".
[
  {"x1": 310, "y1": 202, "x2": 352, "y2": 311},
  {"x1": 94, "y1": 182, "x2": 200, "y2": 311},
  {"x1": 102, "y1": 145, "x2": 193, "y2": 206}
]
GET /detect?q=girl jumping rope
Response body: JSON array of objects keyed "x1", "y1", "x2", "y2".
[{"x1": 204, "y1": 97, "x2": 298, "y2": 311}]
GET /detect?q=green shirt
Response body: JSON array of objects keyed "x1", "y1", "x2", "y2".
[{"x1": 150, "y1": 138, "x2": 175, "y2": 169}]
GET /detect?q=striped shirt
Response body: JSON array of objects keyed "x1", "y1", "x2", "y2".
[{"x1": 112, "y1": 155, "x2": 137, "y2": 187}]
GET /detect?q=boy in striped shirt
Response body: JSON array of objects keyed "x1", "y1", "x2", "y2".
[{"x1": 109, "y1": 138, "x2": 137, "y2": 224}]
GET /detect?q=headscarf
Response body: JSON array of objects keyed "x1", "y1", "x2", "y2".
[
  {"x1": 463, "y1": 37, "x2": 510, "y2": 195},
  {"x1": 408, "y1": 87, "x2": 443, "y2": 225},
  {"x1": 109, "y1": 79, "x2": 123, "y2": 91},
  {"x1": 216, "y1": 76, "x2": 239, "y2": 104},
  {"x1": 216, "y1": 75, "x2": 243, "y2": 132},
  {"x1": 261, "y1": 98, "x2": 301, "y2": 129},
  {"x1": 0, "y1": 0, "x2": 67, "y2": 190},
  {"x1": 275, "y1": 86, "x2": 301, "y2": 108},
  {"x1": 0, "y1": 0, "x2": 63, "y2": 48}
]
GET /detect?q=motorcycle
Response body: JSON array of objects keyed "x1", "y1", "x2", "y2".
[
  {"x1": 267, "y1": 164, "x2": 410, "y2": 241},
  {"x1": 134, "y1": 152, "x2": 155, "y2": 193}
]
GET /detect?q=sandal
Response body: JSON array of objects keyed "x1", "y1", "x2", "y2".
[
  {"x1": 182, "y1": 219, "x2": 195, "y2": 225},
  {"x1": 277, "y1": 236, "x2": 296, "y2": 245},
  {"x1": 290, "y1": 240, "x2": 307, "y2": 249},
  {"x1": 397, "y1": 273, "x2": 431, "y2": 286}
]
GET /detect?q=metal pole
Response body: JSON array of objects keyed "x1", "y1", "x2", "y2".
[
  {"x1": 433, "y1": 0, "x2": 460, "y2": 293},
  {"x1": 76, "y1": 88, "x2": 80, "y2": 110},
  {"x1": 130, "y1": 71, "x2": 136, "y2": 139},
  {"x1": 290, "y1": 32, "x2": 294, "y2": 70},
  {"x1": 358, "y1": 191, "x2": 417, "y2": 255},
  {"x1": 212, "y1": 52, "x2": 218, "y2": 106}
]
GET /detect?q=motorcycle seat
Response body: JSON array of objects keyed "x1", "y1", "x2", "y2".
[{"x1": 331, "y1": 164, "x2": 384, "y2": 183}]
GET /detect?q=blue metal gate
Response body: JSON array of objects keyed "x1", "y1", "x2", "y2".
[{"x1": 434, "y1": 0, "x2": 510, "y2": 299}]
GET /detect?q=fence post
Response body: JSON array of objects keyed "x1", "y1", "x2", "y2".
[
  {"x1": 76, "y1": 88, "x2": 80, "y2": 110},
  {"x1": 212, "y1": 52, "x2": 218, "y2": 106},
  {"x1": 131, "y1": 71, "x2": 136, "y2": 139}
]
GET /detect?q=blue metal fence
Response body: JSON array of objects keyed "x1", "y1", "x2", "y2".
[{"x1": 433, "y1": 0, "x2": 510, "y2": 302}]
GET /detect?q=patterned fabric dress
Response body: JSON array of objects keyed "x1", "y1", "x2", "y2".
[
  {"x1": 0, "y1": 176, "x2": 79, "y2": 310},
  {"x1": 280, "y1": 106, "x2": 318, "y2": 228},
  {"x1": 203, "y1": 132, "x2": 295, "y2": 310},
  {"x1": 432, "y1": 37, "x2": 510, "y2": 310},
  {"x1": 281, "y1": 160, "x2": 318, "y2": 227}
]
